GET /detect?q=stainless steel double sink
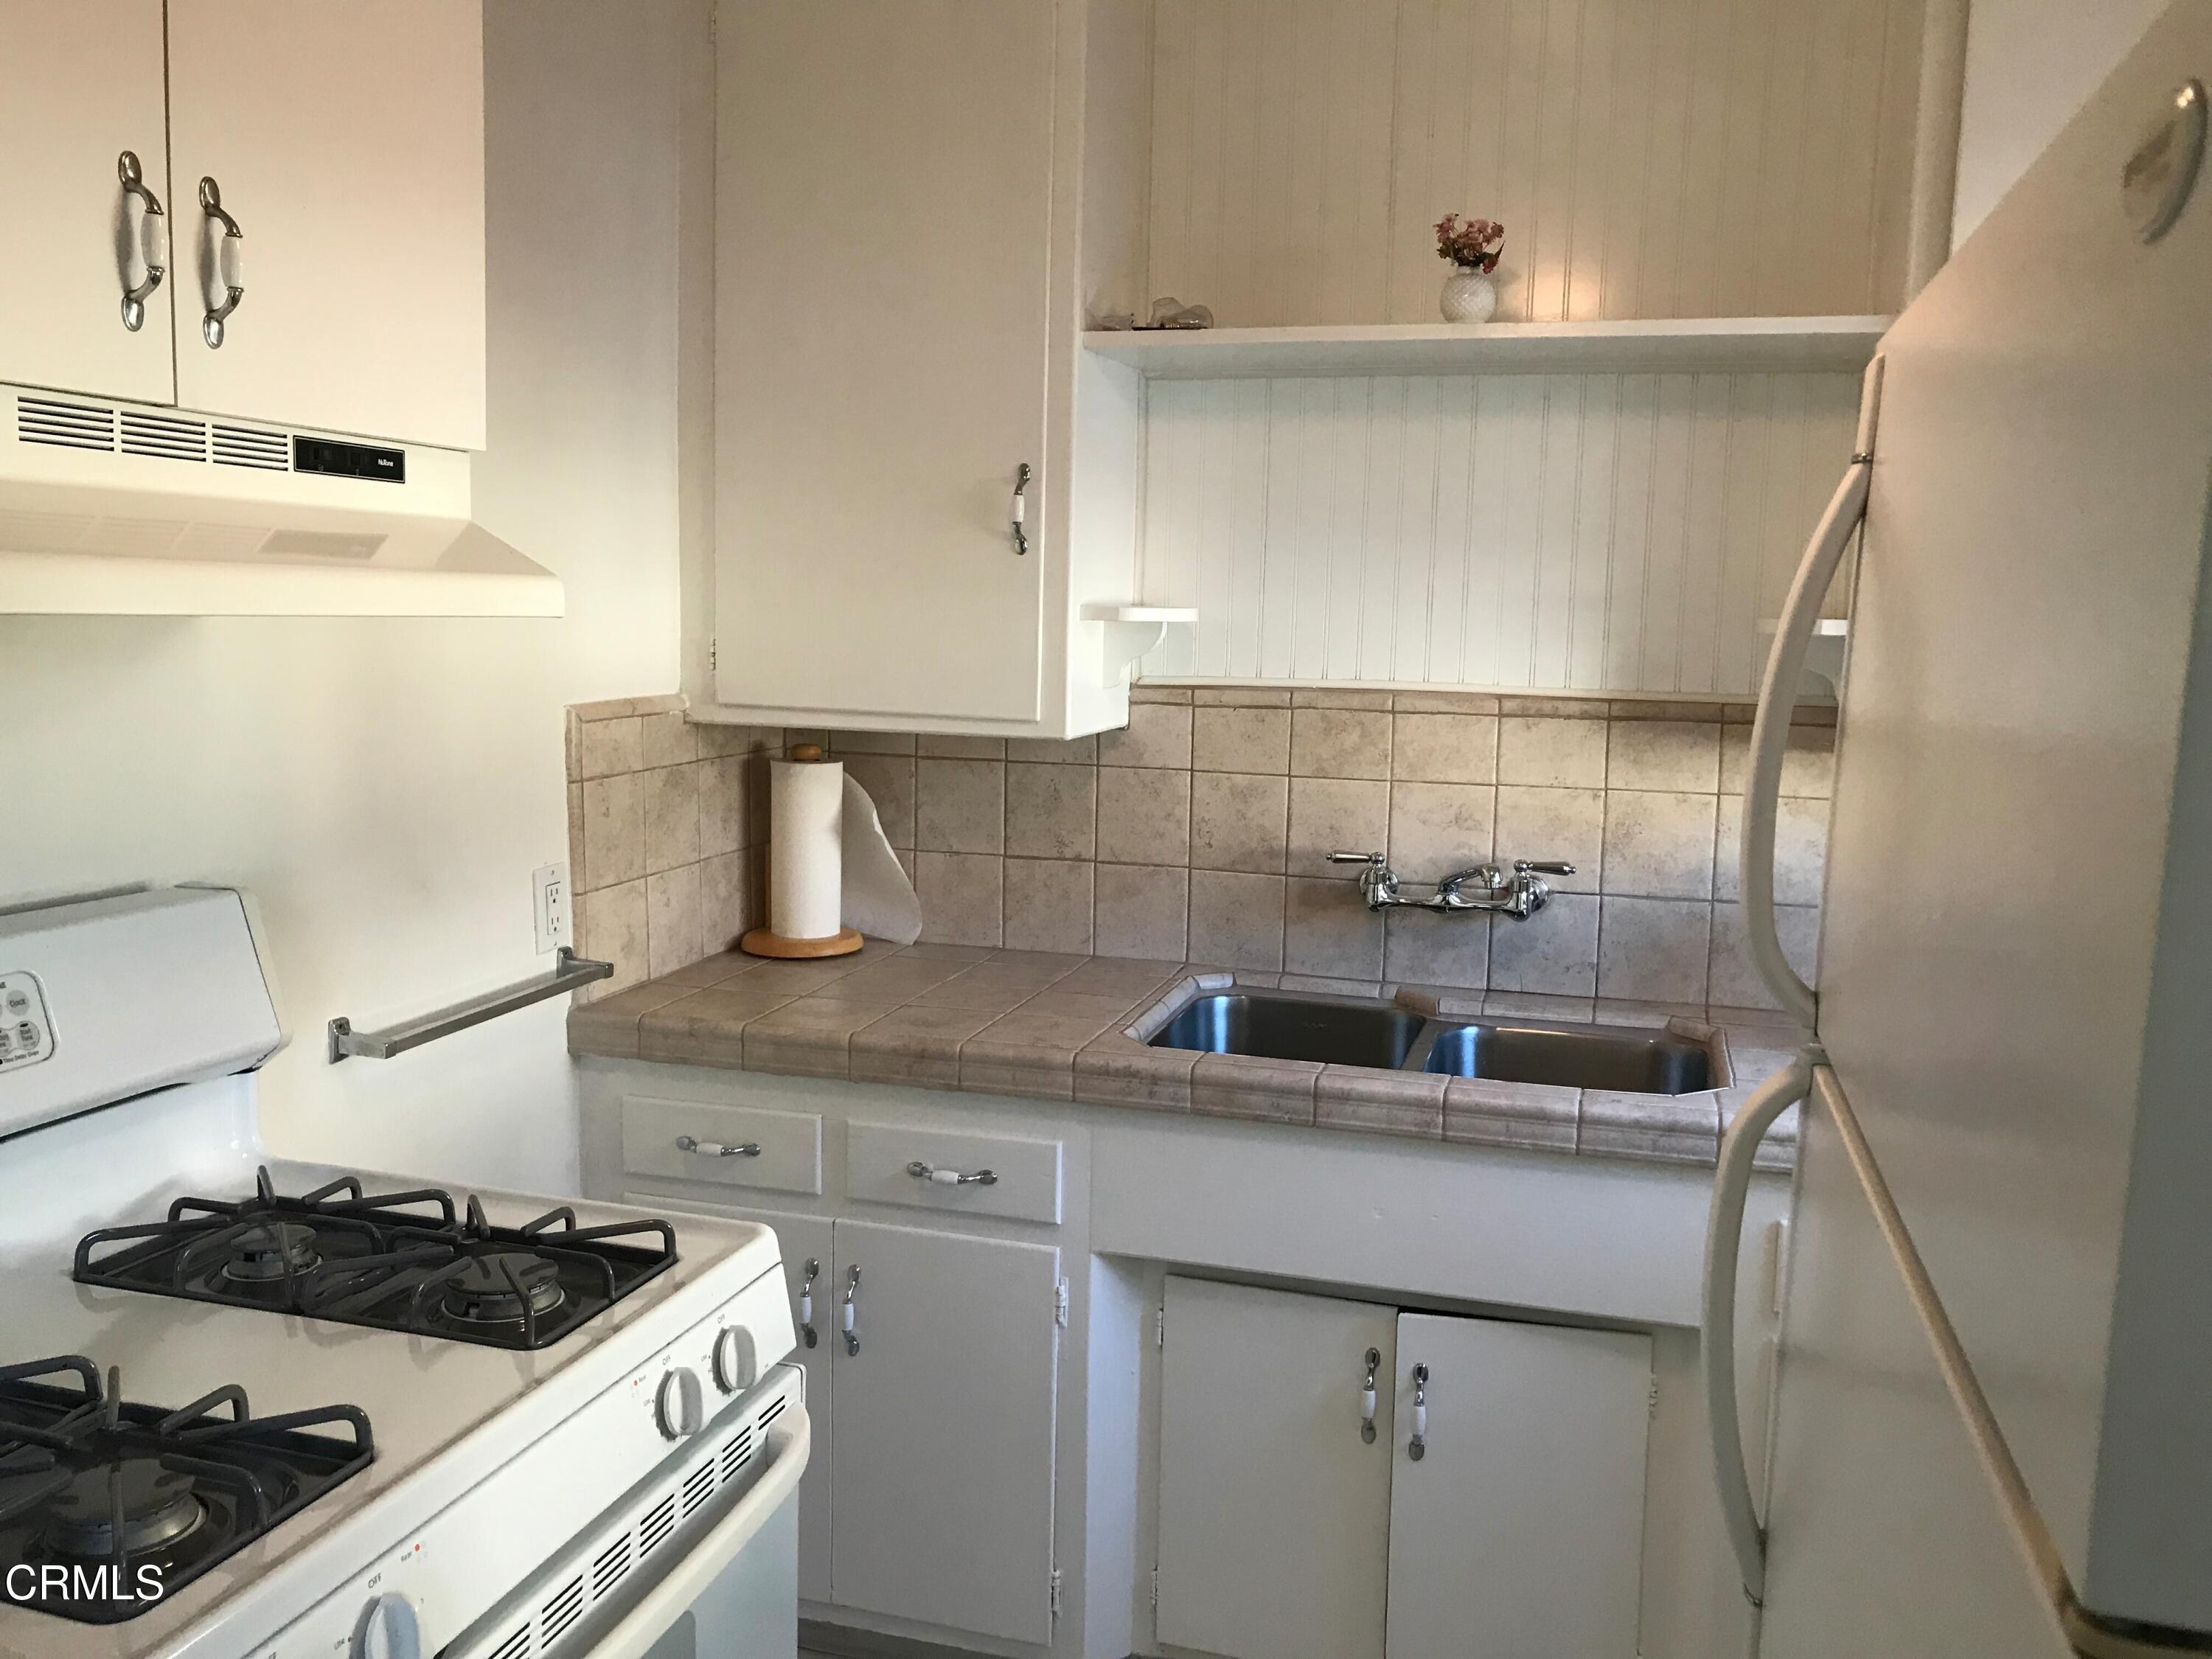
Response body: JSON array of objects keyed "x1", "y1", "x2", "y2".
[{"x1": 1147, "y1": 989, "x2": 1713, "y2": 1095}]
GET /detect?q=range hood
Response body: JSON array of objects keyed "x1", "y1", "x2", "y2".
[{"x1": 0, "y1": 385, "x2": 561, "y2": 617}]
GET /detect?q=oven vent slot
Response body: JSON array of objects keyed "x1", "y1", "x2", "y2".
[
  {"x1": 18, "y1": 397, "x2": 117, "y2": 451},
  {"x1": 538, "y1": 1576, "x2": 585, "y2": 1646},
  {"x1": 213, "y1": 423, "x2": 290, "y2": 470},
  {"x1": 680, "y1": 1459, "x2": 716, "y2": 1518},
  {"x1": 720, "y1": 1427, "x2": 753, "y2": 1484},
  {"x1": 121, "y1": 410, "x2": 209, "y2": 462},
  {"x1": 487, "y1": 1624, "x2": 531, "y2": 1659},
  {"x1": 758, "y1": 1394, "x2": 787, "y2": 1428},
  {"x1": 591, "y1": 1535, "x2": 632, "y2": 1599},
  {"x1": 639, "y1": 1495, "x2": 676, "y2": 1557}
]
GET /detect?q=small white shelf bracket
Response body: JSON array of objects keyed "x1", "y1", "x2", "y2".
[
  {"x1": 1757, "y1": 616, "x2": 1851, "y2": 698},
  {"x1": 1082, "y1": 603, "x2": 1197, "y2": 689}
]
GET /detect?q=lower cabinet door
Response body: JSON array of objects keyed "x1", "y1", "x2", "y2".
[
  {"x1": 1155, "y1": 1278, "x2": 1397, "y2": 1659},
  {"x1": 830, "y1": 1220, "x2": 1062, "y2": 1644},
  {"x1": 738, "y1": 1210, "x2": 835, "y2": 1607},
  {"x1": 1385, "y1": 1313, "x2": 1653, "y2": 1659}
]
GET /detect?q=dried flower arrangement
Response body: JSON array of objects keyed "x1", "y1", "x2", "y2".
[{"x1": 1435, "y1": 213, "x2": 1505, "y2": 272}]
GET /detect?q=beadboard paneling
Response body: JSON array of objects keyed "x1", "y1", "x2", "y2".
[
  {"x1": 1137, "y1": 369, "x2": 1859, "y2": 694},
  {"x1": 1148, "y1": 0, "x2": 1925, "y2": 326}
]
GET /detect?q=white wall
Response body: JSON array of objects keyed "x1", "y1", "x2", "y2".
[
  {"x1": 1951, "y1": 0, "x2": 2166, "y2": 247},
  {"x1": 0, "y1": 0, "x2": 707, "y2": 1194}
]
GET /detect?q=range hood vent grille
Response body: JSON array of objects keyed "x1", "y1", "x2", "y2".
[
  {"x1": 15, "y1": 392, "x2": 291, "y2": 476},
  {"x1": 213, "y1": 425, "x2": 290, "y2": 471},
  {"x1": 18, "y1": 397, "x2": 117, "y2": 453},
  {"x1": 121, "y1": 410, "x2": 209, "y2": 463}
]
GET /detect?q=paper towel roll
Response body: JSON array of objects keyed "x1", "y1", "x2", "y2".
[{"x1": 767, "y1": 757, "x2": 846, "y2": 940}]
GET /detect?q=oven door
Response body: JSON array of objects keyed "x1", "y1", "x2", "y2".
[
  {"x1": 566, "y1": 1406, "x2": 807, "y2": 1659},
  {"x1": 446, "y1": 1371, "x2": 810, "y2": 1659}
]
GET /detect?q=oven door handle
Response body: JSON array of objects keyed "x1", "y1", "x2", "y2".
[{"x1": 571, "y1": 1404, "x2": 811, "y2": 1659}]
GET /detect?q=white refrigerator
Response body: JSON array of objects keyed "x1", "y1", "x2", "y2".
[{"x1": 1704, "y1": 4, "x2": 2212, "y2": 1655}]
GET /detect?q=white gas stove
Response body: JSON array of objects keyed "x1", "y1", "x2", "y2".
[{"x1": 0, "y1": 888, "x2": 807, "y2": 1659}]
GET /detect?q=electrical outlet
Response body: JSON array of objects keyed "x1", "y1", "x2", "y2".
[{"x1": 532, "y1": 863, "x2": 571, "y2": 954}]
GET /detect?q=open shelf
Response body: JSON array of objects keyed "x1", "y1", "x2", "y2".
[{"x1": 1082, "y1": 315, "x2": 1891, "y2": 380}]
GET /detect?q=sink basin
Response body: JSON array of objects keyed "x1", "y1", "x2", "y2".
[
  {"x1": 1417, "y1": 1020, "x2": 1711, "y2": 1094},
  {"x1": 1149, "y1": 992, "x2": 1426, "y2": 1069}
]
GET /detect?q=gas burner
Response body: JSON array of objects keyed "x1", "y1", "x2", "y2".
[
  {"x1": 440, "y1": 1252, "x2": 566, "y2": 1326},
  {"x1": 72, "y1": 1169, "x2": 678, "y2": 1351},
  {"x1": 44, "y1": 1459, "x2": 204, "y2": 1559},
  {"x1": 218, "y1": 1220, "x2": 320, "y2": 1284},
  {"x1": 0, "y1": 1357, "x2": 371, "y2": 1626}
]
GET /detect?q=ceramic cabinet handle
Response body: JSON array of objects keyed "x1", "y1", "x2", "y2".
[
  {"x1": 1360, "y1": 1346, "x2": 1381, "y2": 1444},
  {"x1": 797, "y1": 1257, "x2": 818, "y2": 1349},
  {"x1": 116, "y1": 152, "x2": 167, "y2": 332},
  {"x1": 197, "y1": 176, "x2": 245, "y2": 348}
]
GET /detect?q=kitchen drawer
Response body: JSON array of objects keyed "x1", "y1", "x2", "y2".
[
  {"x1": 846, "y1": 1121, "x2": 1063, "y2": 1225},
  {"x1": 621, "y1": 1097, "x2": 824, "y2": 1197}
]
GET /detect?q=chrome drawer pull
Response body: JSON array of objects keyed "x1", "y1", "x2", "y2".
[
  {"x1": 906, "y1": 1160, "x2": 997, "y2": 1187},
  {"x1": 676, "y1": 1134, "x2": 762, "y2": 1158}
]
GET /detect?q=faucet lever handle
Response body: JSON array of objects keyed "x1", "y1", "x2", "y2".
[
  {"x1": 1329, "y1": 850, "x2": 1387, "y2": 866},
  {"x1": 1513, "y1": 860, "x2": 1577, "y2": 876}
]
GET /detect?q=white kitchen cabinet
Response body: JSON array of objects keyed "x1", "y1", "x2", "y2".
[
  {"x1": 706, "y1": 0, "x2": 1152, "y2": 738},
  {"x1": 831, "y1": 1220, "x2": 1063, "y2": 1645},
  {"x1": 1155, "y1": 1278, "x2": 1397, "y2": 1659},
  {"x1": 0, "y1": 1, "x2": 175, "y2": 405},
  {"x1": 166, "y1": 1, "x2": 485, "y2": 449},
  {"x1": 714, "y1": 1, "x2": 1052, "y2": 726},
  {"x1": 1152, "y1": 1285, "x2": 1652, "y2": 1659},
  {"x1": 1386, "y1": 1313, "x2": 1653, "y2": 1659}
]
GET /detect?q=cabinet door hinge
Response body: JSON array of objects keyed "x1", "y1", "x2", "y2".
[
  {"x1": 1054, "y1": 1276, "x2": 1070, "y2": 1327},
  {"x1": 1150, "y1": 1565, "x2": 1161, "y2": 1610},
  {"x1": 709, "y1": 637, "x2": 718, "y2": 675},
  {"x1": 1050, "y1": 1567, "x2": 1063, "y2": 1620},
  {"x1": 1155, "y1": 1303, "x2": 1165, "y2": 1349},
  {"x1": 1649, "y1": 1378, "x2": 1660, "y2": 1416}
]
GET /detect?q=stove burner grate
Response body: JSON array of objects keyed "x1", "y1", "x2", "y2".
[
  {"x1": 0, "y1": 1356, "x2": 372, "y2": 1627},
  {"x1": 72, "y1": 1170, "x2": 678, "y2": 1351}
]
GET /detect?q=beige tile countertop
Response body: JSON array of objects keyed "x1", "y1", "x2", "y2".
[{"x1": 568, "y1": 942, "x2": 1807, "y2": 1172}]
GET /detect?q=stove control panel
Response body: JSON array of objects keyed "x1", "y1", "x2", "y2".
[{"x1": 0, "y1": 973, "x2": 53, "y2": 1071}]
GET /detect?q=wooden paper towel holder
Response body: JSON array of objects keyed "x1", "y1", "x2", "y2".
[{"x1": 740, "y1": 743, "x2": 866, "y2": 959}]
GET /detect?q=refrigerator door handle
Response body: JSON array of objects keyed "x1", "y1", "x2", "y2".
[
  {"x1": 1702, "y1": 1048, "x2": 1818, "y2": 1607},
  {"x1": 1742, "y1": 355, "x2": 1884, "y2": 1027}
]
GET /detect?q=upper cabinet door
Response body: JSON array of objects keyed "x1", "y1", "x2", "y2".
[
  {"x1": 0, "y1": 2, "x2": 175, "y2": 405},
  {"x1": 167, "y1": 1, "x2": 486, "y2": 449},
  {"x1": 714, "y1": 1, "x2": 1055, "y2": 724}
]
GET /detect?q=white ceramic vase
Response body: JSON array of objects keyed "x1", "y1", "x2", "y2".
[{"x1": 1440, "y1": 267, "x2": 1498, "y2": 324}]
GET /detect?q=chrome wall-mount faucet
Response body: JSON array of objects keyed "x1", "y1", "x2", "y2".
[{"x1": 1328, "y1": 851, "x2": 1576, "y2": 919}]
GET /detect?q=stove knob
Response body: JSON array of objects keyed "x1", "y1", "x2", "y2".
[
  {"x1": 712, "y1": 1326, "x2": 757, "y2": 1394},
  {"x1": 352, "y1": 1593, "x2": 420, "y2": 1659},
  {"x1": 655, "y1": 1366, "x2": 704, "y2": 1440}
]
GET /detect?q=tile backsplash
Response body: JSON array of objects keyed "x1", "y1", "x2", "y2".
[
  {"x1": 567, "y1": 687, "x2": 1833, "y2": 1015},
  {"x1": 565, "y1": 695, "x2": 776, "y2": 996}
]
